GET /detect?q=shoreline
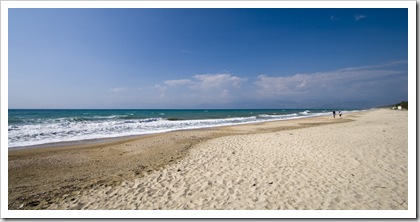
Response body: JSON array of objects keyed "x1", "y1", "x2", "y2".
[
  {"x1": 8, "y1": 112, "x2": 354, "y2": 152},
  {"x1": 9, "y1": 109, "x2": 408, "y2": 210},
  {"x1": 8, "y1": 109, "x2": 364, "y2": 150}
]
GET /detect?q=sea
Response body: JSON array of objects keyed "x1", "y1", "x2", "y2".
[{"x1": 8, "y1": 109, "x2": 360, "y2": 148}]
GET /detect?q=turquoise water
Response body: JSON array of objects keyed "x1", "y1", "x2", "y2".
[{"x1": 8, "y1": 109, "x2": 358, "y2": 148}]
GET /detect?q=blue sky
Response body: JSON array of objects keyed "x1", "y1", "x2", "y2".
[{"x1": 8, "y1": 8, "x2": 408, "y2": 109}]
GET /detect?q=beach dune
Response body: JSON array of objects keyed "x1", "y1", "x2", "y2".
[{"x1": 9, "y1": 109, "x2": 408, "y2": 210}]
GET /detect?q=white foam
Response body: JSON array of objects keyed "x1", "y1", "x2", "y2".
[
  {"x1": 258, "y1": 113, "x2": 298, "y2": 118},
  {"x1": 299, "y1": 110, "x2": 311, "y2": 115},
  {"x1": 8, "y1": 111, "x2": 340, "y2": 148}
]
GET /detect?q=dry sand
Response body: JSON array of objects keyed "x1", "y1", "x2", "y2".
[{"x1": 9, "y1": 109, "x2": 408, "y2": 210}]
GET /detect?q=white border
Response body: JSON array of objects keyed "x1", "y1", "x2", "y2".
[
  {"x1": 406, "y1": 1, "x2": 417, "y2": 220},
  {"x1": 1, "y1": 0, "x2": 416, "y2": 219},
  {"x1": 0, "y1": 1, "x2": 9, "y2": 219},
  {"x1": 2, "y1": 209, "x2": 414, "y2": 218},
  {"x1": 0, "y1": 0, "x2": 415, "y2": 9}
]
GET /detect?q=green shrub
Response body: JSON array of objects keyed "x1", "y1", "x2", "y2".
[{"x1": 395, "y1": 101, "x2": 408, "y2": 109}]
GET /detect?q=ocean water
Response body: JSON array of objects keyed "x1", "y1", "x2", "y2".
[{"x1": 8, "y1": 109, "x2": 358, "y2": 148}]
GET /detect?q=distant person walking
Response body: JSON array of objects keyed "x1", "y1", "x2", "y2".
[
  {"x1": 332, "y1": 111, "x2": 336, "y2": 118},
  {"x1": 339, "y1": 111, "x2": 342, "y2": 118}
]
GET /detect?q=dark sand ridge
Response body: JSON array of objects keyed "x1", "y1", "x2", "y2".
[{"x1": 8, "y1": 114, "x2": 354, "y2": 210}]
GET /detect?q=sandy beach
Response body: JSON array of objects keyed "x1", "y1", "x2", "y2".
[{"x1": 8, "y1": 109, "x2": 408, "y2": 210}]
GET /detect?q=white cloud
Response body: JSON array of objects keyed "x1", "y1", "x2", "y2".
[
  {"x1": 109, "y1": 87, "x2": 126, "y2": 93},
  {"x1": 164, "y1": 79, "x2": 193, "y2": 87},
  {"x1": 150, "y1": 62, "x2": 406, "y2": 108},
  {"x1": 354, "y1": 14, "x2": 367, "y2": 21},
  {"x1": 254, "y1": 62, "x2": 406, "y2": 101},
  {"x1": 220, "y1": 89, "x2": 230, "y2": 98},
  {"x1": 191, "y1": 73, "x2": 245, "y2": 90},
  {"x1": 164, "y1": 73, "x2": 246, "y2": 90},
  {"x1": 154, "y1": 84, "x2": 167, "y2": 98},
  {"x1": 156, "y1": 73, "x2": 247, "y2": 107},
  {"x1": 330, "y1": 15, "x2": 339, "y2": 21}
]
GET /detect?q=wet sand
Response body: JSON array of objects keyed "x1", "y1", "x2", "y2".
[{"x1": 8, "y1": 109, "x2": 407, "y2": 210}]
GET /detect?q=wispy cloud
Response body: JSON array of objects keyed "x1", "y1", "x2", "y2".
[
  {"x1": 330, "y1": 15, "x2": 339, "y2": 21},
  {"x1": 253, "y1": 61, "x2": 406, "y2": 102},
  {"x1": 164, "y1": 79, "x2": 193, "y2": 87},
  {"x1": 152, "y1": 61, "x2": 407, "y2": 108},
  {"x1": 192, "y1": 73, "x2": 245, "y2": 90},
  {"x1": 154, "y1": 84, "x2": 167, "y2": 98},
  {"x1": 354, "y1": 14, "x2": 367, "y2": 21},
  {"x1": 155, "y1": 73, "x2": 247, "y2": 106},
  {"x1": 109, "y1": 87, "x2": 126, "y2": 93},
  {"x1": 164, "y1": 73, "x2": 246, "y2": 90}
]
